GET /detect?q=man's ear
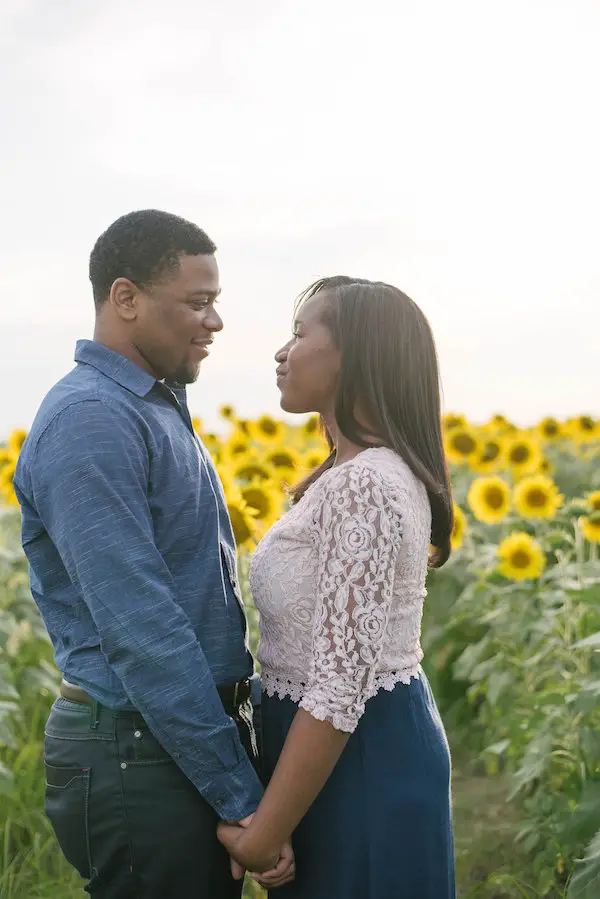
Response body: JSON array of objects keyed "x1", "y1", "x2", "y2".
[{"x1": 109, "y1": 278, "x2": 140, "y2": 321}]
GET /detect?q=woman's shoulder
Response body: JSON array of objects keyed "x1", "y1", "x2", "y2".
[{"x1": 306, "y1": 447, "x2": 427, "y2": 507}]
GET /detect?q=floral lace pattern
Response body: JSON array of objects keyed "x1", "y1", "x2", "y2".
[{"x1": 250, "y1": 448, "x2": 431, "y2": 733}]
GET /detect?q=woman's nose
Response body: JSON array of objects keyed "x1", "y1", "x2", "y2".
[{"x1": 274, "y1": 344, "x2": 289, "y2": 363}]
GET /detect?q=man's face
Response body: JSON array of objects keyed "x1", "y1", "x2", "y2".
[{"x1": 133, "y1": 253, "x2": 222, "y2": 384}]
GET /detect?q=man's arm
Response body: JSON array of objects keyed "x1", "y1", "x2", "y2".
[{"x1": 26, "y1": 399, "x2": 262, "y2": 822}]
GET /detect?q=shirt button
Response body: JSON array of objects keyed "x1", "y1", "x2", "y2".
[
  {"x1": 120, "y1": 762, "x2": 127, "y2": 770},
  {"x1": 134, "y1": 730, "x2": 142, "y2": 739}
]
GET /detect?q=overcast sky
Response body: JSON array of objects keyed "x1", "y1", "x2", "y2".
[{"x1": 1, "y1": 0, "x2": 598, "y2": 437}]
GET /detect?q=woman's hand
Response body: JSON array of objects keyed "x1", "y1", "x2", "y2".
[{"x1": 217, "y1": 821, "x2": 295, "y2": 888}]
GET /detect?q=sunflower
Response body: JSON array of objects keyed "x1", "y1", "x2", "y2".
[
  {"x1": 227, "y1": 498, "x2": 258, "y2": 549},
  {"x1": 7, "y1": 428, "x2": 28, "y2": 455},
  {"x1": 513, "y1": 475, "x2": 563, "y2": 520},
  {"x1": 579, "y1": 512, "x2": 600, "y2": 544},
  {"x1": 233, "y1": 457, "x2": 273, "y2": 484},
  {"x1": 219, "y1": 404, "x2": 236, "y2": 421},
  {"x1": 302, "y1": 449, "x2": 328, "y2": 470},
  {"x1": 442, "y1": 413, "x2": 467, "y2": 431},
  {"x1": 471, "y1": 437, "x2": 506, "y2": 474},
  {"x1": 250, "y1": 415, "x2": 285, "y2": 444},
  {"x1": 482, "y1": 414, "x2": 514, "y2": 434},
  {"x1": 303, "y1": 415, "x2": 320, "y2": 437},
  {"x1": 497, "y1": 532, "x2": 545, "y2": 581},
  {"x1": 0, "y1": 448, "x2": 15, "y2": 472},
  {"x1": 444, "y1": 427, "x2": 480, "y2": 465},
  {"x1": 224, "y1": 432, "x2": 251, "y2": 459},
  {"x1": 536, "y1": 417, "x2": 563, "y2": 442},
  {"x1": 451, "y1": 504, "x2": 467, "y2": 551},
  {"x1": 240, "y1": 481, "x2": 282, "y2": 525},
  {"x1": 467, "y1": 476, "x2": 511, "y2": 524},
  {"x1": 265, "y1": 447, "x2": 301, "y2": 472},
  {"x1": 0, "y1": 458, "x2": 19, "y2": 506},
  {"x1": 587, "y1": 491, "x2": 600, "y2": 513},
  {"x1": 507, "y1": 435, "x2": 543, "y2": 476},
  {"x1": 567, "y1": 415, "x2": 599, "y2": 444},
  {"x1": 191, "y1": 417, "x2": 203, "y2": 434}
]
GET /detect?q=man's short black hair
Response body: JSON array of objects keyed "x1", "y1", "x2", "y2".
[{"x1": 89, "y1": 209, "x2": 217, "y2": 308}]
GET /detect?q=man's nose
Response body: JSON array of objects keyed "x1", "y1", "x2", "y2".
[{"x1": 205, "y1": 307, "x2": 224, "y2": 332}]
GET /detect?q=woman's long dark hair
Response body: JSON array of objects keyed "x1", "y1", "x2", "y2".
[{"x1": 290, "y1": 276, "x2": 453, "y2": 568}]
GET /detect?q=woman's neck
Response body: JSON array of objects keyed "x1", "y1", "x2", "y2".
[{"x1": 322, "y1": 413, "x2": 384, "y2": 468}]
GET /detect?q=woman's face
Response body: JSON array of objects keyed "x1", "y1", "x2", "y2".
[{"x1": 274, "y1": 292, "x2": 340, "y2": 415}]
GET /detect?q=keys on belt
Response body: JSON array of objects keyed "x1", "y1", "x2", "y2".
[{"x1": 60, "y1": 678, "x2": 252, "y2": 714}]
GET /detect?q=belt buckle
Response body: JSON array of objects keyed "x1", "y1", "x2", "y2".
[{"x1": 232, "y1": 682, "x2": 239, "y2": 707}]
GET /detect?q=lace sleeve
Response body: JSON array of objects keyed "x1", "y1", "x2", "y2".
[{"x1": 300, "y1": 463, "x2": 404, "y2": 732}]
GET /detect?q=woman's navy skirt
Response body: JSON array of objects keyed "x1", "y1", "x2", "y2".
[{"x1": 261, "y1": 669, "x2": 456, "y2": 899}]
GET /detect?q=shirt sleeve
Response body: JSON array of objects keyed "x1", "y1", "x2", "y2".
[
  {"x1": 27, "y1": 400, "x2": 262, "y2": 821},
  {"x1": 301, "y1": 464, "x2": 404, "y2": 732}
]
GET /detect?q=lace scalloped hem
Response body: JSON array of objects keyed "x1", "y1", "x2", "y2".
[{"x1": 260, "y1": 666, "x2": 422, "y2": 731}]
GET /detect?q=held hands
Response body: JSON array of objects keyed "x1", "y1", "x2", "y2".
[{"x1": 218, "y1": 815, "x2": 295, "y2": 890}]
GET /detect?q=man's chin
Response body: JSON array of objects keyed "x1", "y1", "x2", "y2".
[{"x1": 171, "y1": 365, "x2": 201, "y2": 386}]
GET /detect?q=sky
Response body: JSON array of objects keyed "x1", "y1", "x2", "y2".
[{"x1": 1, "y1": 0, "x2": 599, "y2": 438}]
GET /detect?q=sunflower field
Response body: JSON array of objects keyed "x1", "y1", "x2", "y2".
[{"x1": 0, "y1": 410, "x2": 599, "y2": 898}]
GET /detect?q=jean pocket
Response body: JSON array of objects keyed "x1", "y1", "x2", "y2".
[
  {"x1": 44, "y1": 762, "x2": 92, "y2": 879},
  {"x1": 126, "y1": 724, "x2": 175, "y2": 765}
]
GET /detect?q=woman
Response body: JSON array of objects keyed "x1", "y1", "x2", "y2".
[{"x1": 219, "y1": 276, "x2": 456, "y2": 898}]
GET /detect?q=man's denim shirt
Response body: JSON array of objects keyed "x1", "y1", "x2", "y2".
[{"x1": 14, "y1": 340, "x2": 262, "y2": 820}]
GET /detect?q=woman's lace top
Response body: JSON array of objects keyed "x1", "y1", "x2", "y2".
[{"x1": 250, "y1": 447, "x2": 431, "y2": 733}]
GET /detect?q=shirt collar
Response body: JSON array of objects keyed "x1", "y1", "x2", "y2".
[{"x1": 74, "y1": 340, "x2": 158, "y2": 398}]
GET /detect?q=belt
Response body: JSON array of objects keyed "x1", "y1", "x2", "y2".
[{"x1": 60, "y1": 678, "x2": 252, "y2": 714}]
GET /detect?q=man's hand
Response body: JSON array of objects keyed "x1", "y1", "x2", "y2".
[
  {"x1": 218, "y1": 819, "x2": 295, "y2": 889},
  {"x1": 227, "y1": 815, "x2": 254, "y2": 881}
]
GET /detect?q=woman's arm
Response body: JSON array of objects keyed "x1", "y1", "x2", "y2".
[
  {"x1": 219, "y1": 464, "x2": 403, "y2": 875},
  {"x1": 218, "y1": 709, "x2": 349, "y2": 870}
]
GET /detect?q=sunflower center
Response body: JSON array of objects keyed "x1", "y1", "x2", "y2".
[
  {"x1": 453, "y1": 434, "x2": 476, "y2": 454},
  {"x1": 485, "y1": 486, "x2": 506, "y2": 510},
  {"x1": 510, "y1": 445, "x2": 530, "y2": 463},
  {"x1": 268, "y1": 453, "x2": 294, "y2": 468},
  {"x1": 511, "y1": 549, "x2": 532, "y2": 569},
  {"x1": 242, "y1": 488, "x2": 270, "y2": 518},
  {"x1": 259, "y1": 418, "x2": 278, "y2": 435},
  {"x1": 525, "y1": 488, "x2": 547, "y2": 508},
  {"x1": 481, "y1": 442, "x2": 500, "y2": 462},
  {"x1": 236, "y1": 464, "x2": 270, "y2": 482},
  {"x1": 580, "y1": 416, "x2": 595, "y2": 431},
  {"x1": 543, "y1": 421, "x2": 559, "y2": 436}
]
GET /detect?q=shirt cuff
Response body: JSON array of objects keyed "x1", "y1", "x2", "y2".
[{"x1": 200, "y1": 753, "x2": 263, "y2": 821}]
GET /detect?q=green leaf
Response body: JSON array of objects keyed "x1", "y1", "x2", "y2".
[
  {"x1": 484, "y1": 738, "x2": 511, "y2": 755},
  {"x1": 573, "y1": 632, "x2": 600, "y2": 650},
  {"x1": 567, "y1": 826, "x2": 600, "y2": 899},
  {"x1": 487, "y1": 671, "x2": 513, "y2": 706},
  {"x1": 0, "y1": 759, "x2": 14, "y2": 796}
]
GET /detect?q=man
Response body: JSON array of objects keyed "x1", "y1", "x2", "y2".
[{"x1": 14, "y1": 210, "x2": 294, "y2": 897}]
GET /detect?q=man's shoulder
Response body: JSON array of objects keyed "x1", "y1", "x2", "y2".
[{"x1": 24, "y1": 367, "x2": 144, "y2": 459}]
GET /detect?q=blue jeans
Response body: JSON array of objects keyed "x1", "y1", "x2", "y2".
[{"x1": 44, "y1": 696, "x2": 257, "y2": 898}]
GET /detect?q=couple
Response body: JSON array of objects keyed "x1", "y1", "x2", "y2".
[{"x1": 14, "y1": 210, "x2": 456, "y2": 898}]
